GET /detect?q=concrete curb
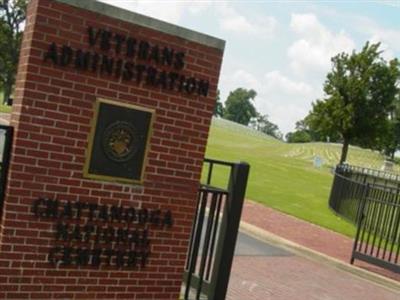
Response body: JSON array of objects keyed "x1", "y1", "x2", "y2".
[
  {"x1": 0, "y1": 118, "x2": 9, "y2": 125},
  {"x1": 0, "y1": 113, "x2": 10, "y2": 125},
  {"x1": 239, "y1": 221, "x2": 400, "y2": 293}
]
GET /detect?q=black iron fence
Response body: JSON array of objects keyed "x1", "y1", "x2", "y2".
[
  {"x1": 334, "y1": 164, "x2": 400, "y2": 190},
  {"x1": 329, "y1": 164, "x2": 400, "y2": 273},
  {"x1": 183, "y1": 158, "x2": 249, "y2": 300}
]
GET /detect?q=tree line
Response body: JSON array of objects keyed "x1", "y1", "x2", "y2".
[
  {"x1": 2, "y1": 2, "x2": 400, "y2": 166},
  {"x1": 218, "y1": 43, "x2": 400, "y2": 166},
  {"x1": 286, "y1": 42, "x2": 400, "y2": 164},
  {"x1": 0, "y1": 0, "x2": 26, "y2": 104},
  {"x1": 214, "y1": 88, "x2": 283, "y2": 140}
]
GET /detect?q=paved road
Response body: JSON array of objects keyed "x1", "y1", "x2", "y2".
[
  {"x1": 228, "y1": 231, "x2": 400, "y2": 300},
  {"x1": 235, "y1": 231, "x2": 293, "y2": 257}
]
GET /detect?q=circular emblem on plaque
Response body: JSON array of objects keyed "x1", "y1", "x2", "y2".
[{"x1": 102, "y1": 121, "x2": 139, "y2": 162}]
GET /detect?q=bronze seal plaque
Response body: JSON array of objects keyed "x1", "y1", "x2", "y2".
[
  {"x1": 84, "y1": 99, "x2": 154, "y2": 184},
  {"x1": 102, "y1": 121, "x2": 139, "y2": 162}
]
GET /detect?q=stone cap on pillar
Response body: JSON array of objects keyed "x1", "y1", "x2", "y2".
[{"x1": 56, "y1": 0, "x2": 226, "y2": 51}]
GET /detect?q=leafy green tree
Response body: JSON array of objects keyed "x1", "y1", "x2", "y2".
[
  {"x1": 0, "y1": 0, "x2": 27, "y2": 104},
  {"x1": 251, "y1": 113, "x2": 282, "y2": 139},
  {"x1": 381, "y1": 96, "x2": 400, "y2": 159},
  {"x1": 285, "y1": 130, "x2": 311, "y2": 143},
  {"x1": 306, "y1": 42, "x2": 400, "y2": 164},
  {"x1": 287, "y1": 117, "x2": 340, "y2": 143},
  {"x1": 286, "y1": 119, "x2": 315, "y2": 143},
  {"x1": 383, "y1": 121, "x2": 400, "y2": 159},
  {"x1": 213, "y1": 89, "x2": 224, "y2": 117},
  {"x1": 302, "y1": 115, "x2": 341, "y2": 143},
  {"x1": 224, "y1": 88, "x2": 257, "y2": 126}
]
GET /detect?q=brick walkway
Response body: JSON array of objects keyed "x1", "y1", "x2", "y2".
[
  {"x1": 227, "y1": 256, "x2": 399, "y2": 300},
  {"x1": 240, "y1": 200, "x2": 400, "y2": 281},
  {"x1": 224, "y1": 200, "x2": 400, "y2": 300}
]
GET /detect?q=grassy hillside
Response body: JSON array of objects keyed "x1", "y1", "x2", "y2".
[
  {"x1": 204, "y1": 118, "x2": 396, "y2": 237},
  {"x1": 0, "y1": 90, "x2": 11, "y2": 113},
  {"x1": 0, "y1": 104, "x2": 12, "y2": 113}
]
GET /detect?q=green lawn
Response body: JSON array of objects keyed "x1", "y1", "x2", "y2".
[
  {"x1": 204, "y1": 118, "x2": 394, "y2": 238},
  {"x1": 0, "y1": 90, "x2": 12, "y2": 113},
  {"x1": 0, "y1": 104, "x2": 12, "y2": 113}
]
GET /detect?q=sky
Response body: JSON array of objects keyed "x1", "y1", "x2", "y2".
[{"x1": 98, "y1": 0, "x2": 400, "y2": 135}]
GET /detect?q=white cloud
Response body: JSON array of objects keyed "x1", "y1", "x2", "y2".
[
  {"x1": 220, "y1": 69, "x2": 318, "y2": 134},
  {"x1": 288, "y1": 13, "x2": 355, "y2": 76},
  {"x1": 355, "y1": 17, "x2": 400, "y2": 60},
  {"x1": 313, "y1": 7, "x2": 400, "y2": 60},
  {"x1": 98, "y1": 1, "x2": 277, "y2": 39},
  {"x1": 98, "y1": 0, "x2": 210, "y2": 24},
  {"x1": 369, "y1": 39, "x2": 396, "y2": 61},
  {"x1": 187, "y1": 1, "x2": 213, "y2": 14},
  {"x1": 374, "y1": 0, "x2": 400, "y2": 8},
  {"x1": 132, "y1": 1, "x2": 185, "y2": 23},
  {"x1": 217, "y1": 3, "x2": 277, "y2": 38},
  {"x1": 263, "y1": 71, "x2": 313, "y2": 96}
]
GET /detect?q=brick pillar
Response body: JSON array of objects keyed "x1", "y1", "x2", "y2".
[{"x1": 0, "y1": 0, "x2": 224, "y2": 299}]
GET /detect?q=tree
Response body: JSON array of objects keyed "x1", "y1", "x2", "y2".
[
  {"x1": 381, "y1": 95, "x2": 400, "y2": 159},
  {"x1": 306, "y1": 42, "x2": 400, "y2": 164},
  {"x1": 213, "y1": 89, "x2": 224, "y2": 117},
  {"x1": 382, "y1": 120, "x2": 400, "y2": 159},
  {"x1": 302, "y1": 115, "x2": 341, "y2": 143},
  {"x1": 251, "y1": 113, "x2": 282, "y2": 139},
  {"x1": 0, "y1": 0, "x2": 27, "y2": 104},
  {"x1": 285, "y1": 130, "x2": 311, "y2": 143},
  {"x1": 286, "y1": 117, "x2": 340, "y2": 143},
  {"x1": 224, "y1": 88, "x2": 257, "y2": 126},
  {"x1": 286, "y1": 119, "x2": 313, "y2": 143}
]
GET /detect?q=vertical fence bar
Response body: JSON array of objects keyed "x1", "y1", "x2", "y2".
[
  {"x1": 394, "y1": 217, "x2": 400, "y2": 264},
  {"x1": 382, "y1": 191, "x2": 397, "y2": 260},
  {"x1": 376, "y1": 189, "x2": 392, "y2": 258},
  {"x1": 206, "y1": 192, "x2": 224, "y2": 281},
  {"x1": 369, "y1": 189, "x2": 386, "y2": 256},
  {"x1": 208, "y1": 162, "x2": 249, "y2": 300},
  {"x1": 184, "y1": 189, "x2": 208, "y2": 300},
  {"x1": 364, "y1": 189, "x2": 379, "y2": 254},
  {"x1": 358, "y1": 187, "x2": 374, "y2": 253},
  {"x1": 351, "y1": 184, "x2": 369, "y2": 264},
  {"x1": 185, "y1": 193, "x2": 202, "y2": 271},
  {"x1": 389, "y1": 191, "x2": 400, "y2": 263},
  {"x1": 196, "y1": 191, "x2": 219, "y2": 300}
]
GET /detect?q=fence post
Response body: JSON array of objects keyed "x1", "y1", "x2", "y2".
[
  {"x1": 328, "y1": 165, "x2": 340, "y2": 211},
  {"x1": 208, "y1": 162, "x2": 249, "y2": 300},
  {"x1": 350, "y1": 183, "x2": 369, "y2": 264}
]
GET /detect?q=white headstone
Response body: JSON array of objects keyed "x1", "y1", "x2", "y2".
[{"x1": 313, "y1": 156, "x2": 323, "y2": 168}]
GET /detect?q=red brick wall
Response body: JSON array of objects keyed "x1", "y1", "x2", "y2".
[{"x1": 0, "y1": 0, "x2": 223, "y2": 299}]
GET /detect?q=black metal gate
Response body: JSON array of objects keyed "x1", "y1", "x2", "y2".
[
  {"x1": 351, "y1": 184, "x2": 400, "y2": 273},
  {"x1": 183, "y1": 158, "x2": 249, "y2": 300},
  {"x1": 329, "y1": 164, "x2": 400, "y2": 274},
  {"x1": 0, "y1": 124, "x2": 13, "y2": 218}
]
